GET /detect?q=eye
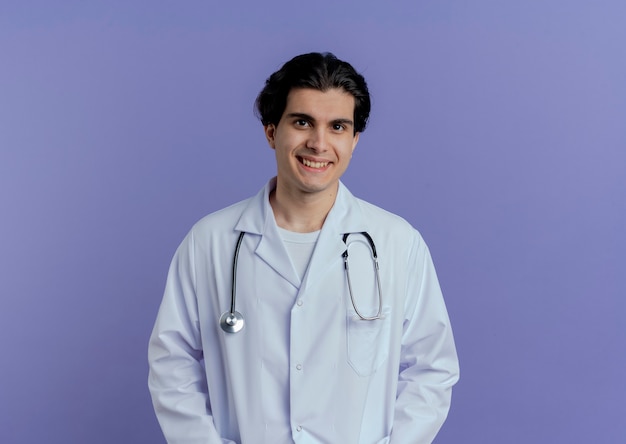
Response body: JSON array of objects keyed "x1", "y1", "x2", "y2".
[
  {"x1": 295, "y1": 119, "x2": 309, "y2": 127},
  {"x1": 332, "y1": 123, "x2": 346, "y2": 132}
]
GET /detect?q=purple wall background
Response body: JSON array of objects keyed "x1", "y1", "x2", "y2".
[{"x1": 1, "y1": 1, "x2": 624, "y2": 443}]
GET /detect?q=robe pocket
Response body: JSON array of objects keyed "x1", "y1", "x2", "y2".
[{"x1": 346, "y1": 306, "x2": 391, "y2": 377}]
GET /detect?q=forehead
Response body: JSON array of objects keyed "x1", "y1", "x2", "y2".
[{"x1": 283, "y1": 88, "x2": 355, "y2": 119}]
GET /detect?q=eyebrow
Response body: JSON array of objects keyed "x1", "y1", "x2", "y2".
[{"x1": 286, "y1": 112, "x2": 354, "y2": 127}]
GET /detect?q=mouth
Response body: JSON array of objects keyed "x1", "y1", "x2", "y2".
[{"x1": 299, "y1": 156, "x2": 330, "y2": 169}]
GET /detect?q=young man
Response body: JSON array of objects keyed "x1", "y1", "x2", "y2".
[{"x1": 148, "y1": 52, "x2": 459, "y2": 444}]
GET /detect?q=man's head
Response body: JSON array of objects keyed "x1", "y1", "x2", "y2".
[{"x1": 255, "y1": 52, "x2": 371, "y2": 134}]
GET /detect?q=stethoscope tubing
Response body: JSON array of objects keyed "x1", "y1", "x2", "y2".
[
  {"x1": 218, "y1": 231, "x2": 246, "y2": 333},
  {"x1": 342, "y1": 232, "x2": 383, "y2": 320},
  {"x1": 230, "y1": 231, "x2": 245, "y2": 315},
  {"x1": 220, "y1": 231, "x2": 383, "y2": 333}
]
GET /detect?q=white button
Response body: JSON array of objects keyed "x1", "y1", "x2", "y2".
[
  {"x1": 296, "y1": 426, "x2": 302, "y2": 432},
  {"x1": 297, "y1": 300, "x2": 303, "y2": 306},
  {"x1": 296, "y1": 364, "x2": 302, "y2": 370}
]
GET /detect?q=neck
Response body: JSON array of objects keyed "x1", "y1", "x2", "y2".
[{"x1": 269, "y1": 182, "x2": 338, "y2": 233}]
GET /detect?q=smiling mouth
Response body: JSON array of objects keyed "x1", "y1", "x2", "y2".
[{"x1": 300, "y1": 157, "x2": 329, "y2": 169}]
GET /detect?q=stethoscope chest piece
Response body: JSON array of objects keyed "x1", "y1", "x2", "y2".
[{"x1": 219, "y1": 311, "x2": 245, "y2": 333}]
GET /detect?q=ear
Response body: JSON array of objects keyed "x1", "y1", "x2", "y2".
[
  {"x1": 264, "y1": 124, "x2": 276, "y2": 149},
  {"x1": 351, "y1": 132, "x2": 360, "y2": 154}
]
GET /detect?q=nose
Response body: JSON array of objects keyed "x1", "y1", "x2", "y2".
[{"x1": 306, "y1": 128, "x2": 329, "y2": 152}]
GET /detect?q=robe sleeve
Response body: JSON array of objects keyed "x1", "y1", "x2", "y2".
[
  {"x1": 390, "y1": 232, "x2": 460, "y2": 443},
  {"x1": 148, "y1": 231, "x2": 236, "y2": 444}
]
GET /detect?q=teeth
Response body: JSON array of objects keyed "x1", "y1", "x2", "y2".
[{"x1": 302, "y1": 158, "x2": 328, "y2": 168}]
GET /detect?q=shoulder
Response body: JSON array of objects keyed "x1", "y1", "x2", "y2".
[
  {"x1": 355, "y1": 197, "x2": 419, "y2": 236},
  {"x1": 349, "y1": 196, "x2": 429, "y2": 262},
  {"x1": 167, "y1": 196, "x2": 254, "y2": 265},
  {"x1": 194, "y1": 198, "x2": 250, "y2": 230},
  {"x1": 190, "y1": 197, "x2": 252, "y2": 239}
]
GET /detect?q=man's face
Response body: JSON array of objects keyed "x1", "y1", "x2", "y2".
[{"x1": 264, "y1": 87, "x2": 360, "y2": 199}]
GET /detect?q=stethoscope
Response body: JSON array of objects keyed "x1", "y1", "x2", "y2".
[{"x1": 219, "y1": 231, "x2": 384, "y2": 333}]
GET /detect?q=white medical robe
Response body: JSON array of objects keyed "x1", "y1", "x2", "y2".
[{"x1": 148, "y1": 179, "x2": 459, "y2": 444}]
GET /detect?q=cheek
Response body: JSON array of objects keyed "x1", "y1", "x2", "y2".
[
  {"x1": 274, "y1": 144, "x2": 294, "y2": 166},
  {"x1": 343, "y1": 142, "x2": 357, "y2": 158},
  {"x1": 274, "y1": 132, "x2": 298, "y2": 151}
]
